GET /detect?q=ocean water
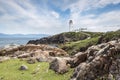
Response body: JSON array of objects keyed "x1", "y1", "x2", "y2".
[{"x1": 0, "y1": 37, "x2": 38, "y2": 47}]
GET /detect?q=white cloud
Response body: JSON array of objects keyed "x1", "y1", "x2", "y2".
[
  {"x1": 70, "y1": 10, "x2": 120, "y2": 32},
  {"x1": 62, "y1": 0, "x2": 120, "y2": 32},
  {"x1": 57, "y1": 0, "x2": 120, "y2": 12},
  {"x1": 0, "y1": 0, "x2": 120, "y2": 34},
  {"x1": 51, "y1": 11, "x2": 59, "y2": 19},
  {"x1": 96, "y1": 0, "x2": 120, "y2": 7},
  {"x1": 0, "y1": 0, "x2": 65, "y2": 34}
]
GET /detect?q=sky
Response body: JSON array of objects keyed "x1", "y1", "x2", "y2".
[{"x1": 0, "y1": 0, "x2": 120, "y2": 34}]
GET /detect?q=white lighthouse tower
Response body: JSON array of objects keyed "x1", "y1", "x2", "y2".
[{"x1": 69, "y1": 20, "x2": 73, "y2": 32}]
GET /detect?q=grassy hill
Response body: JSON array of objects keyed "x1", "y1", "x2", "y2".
[
  {"x1": 27, "y1": 31, "x2": 102, "y2": 45},
  {"x1": 59, "y1": 30, "x2": 120, "y2": 55}
]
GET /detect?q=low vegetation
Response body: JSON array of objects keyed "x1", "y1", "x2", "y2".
[
  {"x1": 59, "y1": 30, "x2": 120, "y2": 55},
  {"x1": 27, "y1": 31, "x2": 102, "y2": 44},
  {"x1": 60, "y1": 37, "x2": 99, "y2": 55},
  {"x1": 0, "y1": 59, "x2": 73, "y2": 80},
  {"x1": 61, "y1": 32, "x2": 90, "y2": 41},
  {"x1": 83, "y1": 31, "x2": 103, "y2": 38},
  {"x1": 98, "y1": 30, "x2": 120, "y2": 43}
]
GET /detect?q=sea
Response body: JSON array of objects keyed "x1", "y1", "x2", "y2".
[{"x1": 0, "y1": 37, "x2": 38, "y2": 47}]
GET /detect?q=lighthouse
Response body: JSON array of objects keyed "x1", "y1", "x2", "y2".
[{"x1": 69, "y1": 20, "x2": 73, "y2": 32}]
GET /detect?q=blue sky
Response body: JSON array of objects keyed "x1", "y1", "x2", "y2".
[{"x1": 0, "y1": 0, "x2": 120, "y2": 34}]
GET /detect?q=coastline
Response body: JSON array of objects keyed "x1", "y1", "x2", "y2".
[{"x1": 0, "y1": 37, "x2": 39, "y2": 48}]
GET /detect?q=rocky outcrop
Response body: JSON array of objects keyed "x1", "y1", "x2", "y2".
[
  {"x1": 27, "y1": 32, "x2": 90, "y2": 45},
  {"x1": 0, "y1": 44, "x2": 68, "y2": 62},
  {"x1": 70, "y1": 39, "x2": 120, "y2": 80},
  {"x1": 49, "y1": 52, "x2": 88, "y2": 74},
  {"x1": 48, "y1": 39, "x2": 120, "y2": 79}
]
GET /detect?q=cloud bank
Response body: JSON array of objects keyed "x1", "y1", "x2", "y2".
[{"x1": 0, "y1": 0, "x2": 120, "y2": 34}]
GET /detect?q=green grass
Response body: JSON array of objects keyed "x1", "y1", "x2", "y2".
[
  {"x1": 83, "y1": 31, "x2": 103, "y2": 38},
  {"x1": 0, "y1": 59, "x2": 73, "y2": 80},
  {"x1": 62, "y1": 32, "x2": 90, "y2": 41},
  {"x1": 59, "y1": 30, "x2": 120, "y2": 55},
  {"x1": 61, "y1": 31, "x2": 102, "y2": 42},
  {"x1": 60, "y1": 37, "x2": 99, "y2": 55}
]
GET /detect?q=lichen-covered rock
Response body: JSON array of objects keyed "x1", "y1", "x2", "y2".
[
  {"x1": 17, "y1": 52, "x2": 31, "y2": 58},
  {"x1": 0, "y1": 57, "x2": 10, "y2": 63},
  {"x1": 109, "y1": 58, "x2": 120, "y2": 80},
  {"x1": 68, "y1": 52, "x2": 87, "y2": 68},
  {"x1": 49, "y1": 58, "x2": 69, "y2": 74},
  {"x1": 27, "y1": 58, "x2": 36, "y2": 64},
  {"x1": 0, "y1": 44, "x2": 68, "y2": 62}
]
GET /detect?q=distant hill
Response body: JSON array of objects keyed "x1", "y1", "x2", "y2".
[
  {"x1": 0, "y1": 33, "x2": 49, "y2": 38},
  {"x1": 27, "y1": 30, "x2": 120, "y2": 55},
  {"x1": 27, "y1": 31, "x2": 103, "y2": 45}
]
